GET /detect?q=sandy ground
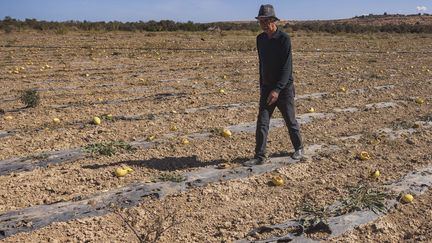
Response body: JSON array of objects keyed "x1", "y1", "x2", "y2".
[{"x1": 0, "y1": 30, "x2": 431, "y2": 242}]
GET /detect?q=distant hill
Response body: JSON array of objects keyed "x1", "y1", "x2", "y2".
[
  {"x1": 284, "y1": 14, "x2": 432, "y2": 26},
  {"x1": 229, "y1": 14, "x2": 432, "y2": 33},
  {"x1": 231, "y1": 14, "x2": 432, "y2": 26}
]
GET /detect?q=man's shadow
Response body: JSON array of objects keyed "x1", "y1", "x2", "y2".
[
  {"x1": 82, "y1": 155, "x2": 244, "y2": 171},
  {"x1": 81, "y1": 152, "x2": 291, "y2": 172}
]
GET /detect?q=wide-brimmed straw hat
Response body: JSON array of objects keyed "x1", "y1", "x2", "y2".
[{"x1": 255, "y1": 4, "x2": 280, "y2": 21}]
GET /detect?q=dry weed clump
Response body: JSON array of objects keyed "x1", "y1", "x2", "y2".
[{"x1": 111, "y1": 202, "x2": 184, "y2": 242}]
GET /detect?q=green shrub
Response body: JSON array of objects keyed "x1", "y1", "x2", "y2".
[
  {"x1": 20, "y1": 89, "x2": 40, "y2": 108},
  {"x1": 83, "y1": 141, "x2": 136, "y2": 156},
  {"x1": 158, "y1": 173, "x2": 185, "y2": 182}
]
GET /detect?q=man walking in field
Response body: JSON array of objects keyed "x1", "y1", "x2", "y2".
[{"x1": 245, "y1": 4, "x2": 304, "y2": 166}]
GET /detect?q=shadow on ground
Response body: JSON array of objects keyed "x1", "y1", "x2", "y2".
[
  {"x1": 82, "y1": 150, "x2": 294, "y2": 171},
  {"x1": 83, "y1": 155, "x2": 239, "y2": 171}
]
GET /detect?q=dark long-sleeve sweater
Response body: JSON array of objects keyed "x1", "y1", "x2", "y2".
[{"x1": 257, "y1": 28, "x2": 295, "y2": 96}]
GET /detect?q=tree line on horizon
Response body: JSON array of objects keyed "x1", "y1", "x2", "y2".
[{"x1": 1, "y1": 16, "x2": 432, "y2": 34}]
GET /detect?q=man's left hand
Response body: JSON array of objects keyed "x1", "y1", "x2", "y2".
[{"x1": 267, "y1": 90, "x2": 279, "y2": 105}]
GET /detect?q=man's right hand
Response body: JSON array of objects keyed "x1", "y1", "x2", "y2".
[{"x1": 267, "y1": 90, "x2": 279, "y2": 105}]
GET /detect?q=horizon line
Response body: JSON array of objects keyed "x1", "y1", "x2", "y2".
[{"x1": 2, "y1": 12, "x2": 431, "y2": 24}]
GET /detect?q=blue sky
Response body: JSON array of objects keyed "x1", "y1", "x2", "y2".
[{"x1": 0, "y1": 0, "x2": 430, "y2": 23}]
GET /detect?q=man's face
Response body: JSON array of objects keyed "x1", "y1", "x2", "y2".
[{"x1": 258, "y1": 17, "x2": 277, "y2": 33}]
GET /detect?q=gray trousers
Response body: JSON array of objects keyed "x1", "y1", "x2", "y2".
[{"x1": 255, "y1": 88, "x2": 303, "y2": 158}]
